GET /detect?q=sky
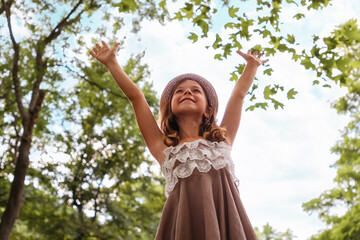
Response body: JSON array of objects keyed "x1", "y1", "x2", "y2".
[
  {"x1": 115, "y1": 0, "x2": 359, "y2": 239},
  {"x1": 2, "y1": 0, "x2": 358, "y2": 239}
]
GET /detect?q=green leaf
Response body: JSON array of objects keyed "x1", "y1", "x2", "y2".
[
  {"x1": 292, "y1": 52, "x2": 301, "y2": 61},
  {"x1": 312, "y1": 80, "x2": 320, "y2": 85},
  {"x1": 313, "y1": 35, "x2": 320, "y2": 43},
  {"x1": 269, "y1": 36, "x2": 281, "y2": 48},
  {"x1": 159, "y1": 0, "x2": 166, "y2": 11},
  {"x1": 263, "y1": 85, "x2": 276, "y2": 99},
  {"x1": 324, "y1": 36, "x2": 338, "y2": 49},
  {"x1": 195, "y1": 19, "x2": 209, "y2": 37},
  {"x1": 228, "y1": 7, "x2": 239, "y2": 18},
  {"x1": 293, "y1": 13, "x2": 305, "y2": 20},
  {"x1": 214, "y1": 54, "x2": 222, "y2": 60},
  {"x1": 230, "y1": 72, "x2": 238, "y2": 81},
  {"x1": 236, "y1": 63, "x2": 246, "y2": 74},
  {"x1": 173, "y1": 11, "x2": 183, "y2": 20},
  {"x1": 181, "y1": 3, "x2": 193, "y2": 18},
  {"x1": 246, "y1": 102, "x2": 268, "y2": 111},
  {"x1": 263, "y1": 68, "x2": 273, "y2": 76},
  {"x1": 271, "y1": 98, "x2": 285, "y2": 109},
  {"x1": 224, "y1": 22, "x2": 235, "y2": 29},
  {"x1": 323, "y1": 84, "x2": 331, "y2": 88},
  {"x1": 223, "y1": 43, "x2": 232, "y2": 58},
  {"x1": 286, "y1": 34, "x2": 296, "y2": 44},
  {"x1": 287, "y1": 88, "x2": 298, "y2": 99},
  {"x1": 286, "y1": 0, "x2": 298, "y2": 5},
  {"x1": 239, "y1": 17, "x2": 254, "y2": 40},
  {"x1": 188, "y1": 32, "x2": 198, "y2": 43},
  {"x1": 278, "y1": 44, "x2": 288, "y2": 52},
  {"x1": 300, "y1": 56, "x2": 315, "y2": 70},
  {"x1": 213, "y1": 34, "x2": 222, "y2": 49},
  {"x1": 116, "y1": 0, "x2": 138, "y2": 12}
]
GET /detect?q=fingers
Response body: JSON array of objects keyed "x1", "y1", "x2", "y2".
[
  {"x1": 99, "y1": 41, "x2": 120, "y2": 51},
  {"x1": 90, "y1": 41, "x2": 120, "y2": 55},
  {"x1": 96, "y1": 43, "x2": 103, "y2": 52},
  {"x1": 113, "y1": 42, "x2": 120, "y2": 52},
  {"x1": 102, "y1": 41, "x2": 110, "y2": 50},
  {"x1": 237, "y1": 48, "x2": 268, "y2": 65},
  {"x1": 236, "y1": 50, "x2": 246, "y2": 58},
  {"x1": 89, "y1": 50, "x2": 96, "y2": 57},
  {"x1": 92, "y1": 43, "x2": 102, "y2": 55},
  {"x1": 237, "y1": 49, "x2": 264, "y2": 58}
]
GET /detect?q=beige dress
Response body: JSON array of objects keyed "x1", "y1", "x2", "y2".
[{"x1": 155, "y1": 139, "x2": 258, "y2": 240}]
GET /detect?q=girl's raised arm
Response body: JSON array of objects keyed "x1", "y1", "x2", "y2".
[
  {"x1": 220, "y1": 50, "x2": 268, "y2": 146},
  {"x1": 90, "y1": 41, "x2": 167, "y2": 163}
]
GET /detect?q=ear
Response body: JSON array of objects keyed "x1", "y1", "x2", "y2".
[{"x1": 204, "y1": 107, "x2": 214, "y2": 118}]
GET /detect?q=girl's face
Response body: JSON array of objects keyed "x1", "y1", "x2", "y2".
[{"x1": 170, "y1": 80, "x2": 210, "y2": 118}]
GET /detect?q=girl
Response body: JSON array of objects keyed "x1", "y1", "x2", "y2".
[{"x1": 90, "y1": 41, "x2": 267, "y2": 240}]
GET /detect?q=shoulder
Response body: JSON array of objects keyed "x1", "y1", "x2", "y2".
[
  {"x1": 221, "y1": 137, "x2": 232, "y2": 146},
  {"x1": 153, "y1": 136, "x2": 172, "y2": 165}
]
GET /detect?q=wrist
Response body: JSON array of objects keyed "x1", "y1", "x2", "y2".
[
  {"x1": 246, "y1": 61, "x2": 260, "y2": 68},
  {"x1": 104, "y1": 59, "x2": 119, "y2": 68}
]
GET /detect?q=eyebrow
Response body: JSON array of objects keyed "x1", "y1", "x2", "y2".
[{"x1": 176, "y1": 85, "x2": 202, "y2": 90}]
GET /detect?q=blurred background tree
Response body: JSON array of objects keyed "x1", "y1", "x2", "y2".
[
  {"x1": 1, "y1": 0, "x2": 359, "y2": 239},
  {"x1": 303, "y1": 21, "x2": 360, "y2": 240},
  {"x1": 255, "y1": 222, "x2": 295, "y2": 240},
  {"x1": 0, "y1": 0, "x2": 166, "y2": 239}
]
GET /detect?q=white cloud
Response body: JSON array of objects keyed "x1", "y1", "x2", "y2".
[
  {"x1": 27, "y1": 0, "x2": 355, "y2": 238},
  {"x1": 120, "y1": 0, "x2": 357, "y2": 239}
]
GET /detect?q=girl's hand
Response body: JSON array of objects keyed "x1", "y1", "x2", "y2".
[
  {"x1": 89, "y1": 41, "x2": 120, "y2": 66},
  {"x1": 236, "y1": 49, "x2": 269, "y2": 67}
]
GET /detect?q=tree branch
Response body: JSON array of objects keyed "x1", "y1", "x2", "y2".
[
  {"x1": 29, "y1": 0, "x2": 86, "y2": 112},
  {"x1": 92, "y1": 177, "x2": 104, "y2": 223},
  {"x1": 0, "y1": 0, "x2": 13, "y2": 15},
  {"x1": 57, "y1": 64, "x2": 127, "y2": 99},
  {"x1": 44, "y1": 0, "x2": 84, "y2": 45},
  {"x1": 2, "y1": 0, "x2": 28, "y2": 123},
  {"x1": 0, "y1": 77, "x2": 5, "y2": 94}
]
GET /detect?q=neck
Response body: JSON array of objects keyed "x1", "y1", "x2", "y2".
[{"x1": 176, "y1": 115, "x2": 203, "y2": 140}]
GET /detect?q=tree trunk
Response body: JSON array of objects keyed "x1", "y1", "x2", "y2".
[
  {"x1": 0, "y1": 91, "x2": 45, "y2": 240},
  {"x1": 0, "y1": 134, "x2": 32, "y2": 240}
]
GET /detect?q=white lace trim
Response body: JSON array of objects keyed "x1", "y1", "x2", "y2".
[{"x1": 161, "y1": 139, "x2": 239, "y2": 198}]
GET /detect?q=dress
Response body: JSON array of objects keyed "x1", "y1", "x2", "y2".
[{"x1": 155, "y1": 139, "x2": 258, "y2": 240}]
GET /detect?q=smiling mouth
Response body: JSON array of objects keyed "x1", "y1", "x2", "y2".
[{"x1": 180, "y1": 98, "x2": 195, "y2": 103}]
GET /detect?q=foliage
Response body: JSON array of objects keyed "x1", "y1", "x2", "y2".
[
  {"x1": 255, "y1": 222, "x2": 296, "y2": 240},
  {"x1": 1, "y1": 0, "x2": 359, "y2": 238},
  {"x1": 48, "y1": 53, "x2": 165, "y2": 239},
  {"x1": 0, "y1": 0, "x2": 166, "y2": 239},
  {"x1": 150, "y1": 0, "x2": 359, "y2": 111},
  {"x1": 302, "y1": 22, "x2": 360, "y2": 240}
]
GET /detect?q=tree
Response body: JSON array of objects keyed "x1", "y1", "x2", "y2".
[
  {"x1": 0, "y1": 0, "x2": 166, "y2": 239},
  {"x1": 302, "y1": 21, "x2": 360, "y2": 240},
  {"x1": 3, "y1": 54, "x2": 166, "y2": 239},
  {"x1": 255, "y1": 222, "x2": 296, "y2": 240},
  {"x1": 155, "y1": 0, "x2": 354, "y2": 110},
  {"x1": 1, "y1": 0, "x2": 358, "y2": 238},
  {"x1": 51, "y1": 53, "x2": 165, "y2": 239}
]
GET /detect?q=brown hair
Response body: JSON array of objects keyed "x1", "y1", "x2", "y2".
[{"x1": 160, "y1": 80, "x2": 226, "y2": 147}]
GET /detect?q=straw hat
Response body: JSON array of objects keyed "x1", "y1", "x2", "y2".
[{"x1": 160, "y1": 73, "x2": 218, "y2": 114}]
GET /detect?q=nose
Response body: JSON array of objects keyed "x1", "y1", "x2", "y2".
[{"x1": 184, "y1": 89, "x2": 192, "y2": 95}]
